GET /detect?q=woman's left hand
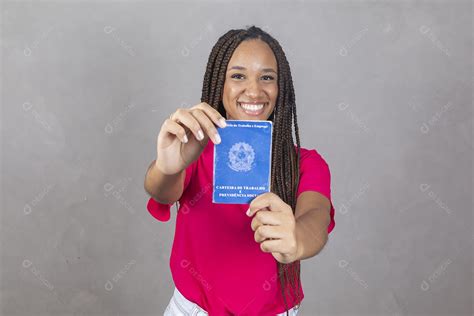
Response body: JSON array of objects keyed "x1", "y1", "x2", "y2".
[{"x1": 247, "y1": 192, "x2": 300, "y2": 264}]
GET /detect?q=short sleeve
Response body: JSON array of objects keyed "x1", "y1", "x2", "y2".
[
  {"x1": 296, "y1": 148, "x2": 336, "y2": 234},
  {"x1": 147, "y1": 162, "x2": 196, "y2": 222}
]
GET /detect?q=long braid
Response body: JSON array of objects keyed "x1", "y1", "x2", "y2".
[
  {"x1": 267, "y1": 36, "x2": 302, "y2": 311},
  {"x1": 210, "y1": 35, "x2": 239, "y2": 107},
  {"x1": 212, "y1": 36, "x2": 243, "y2": 108},
  {"x1": 200, "y1": 26, "x2": 302, "y2": 315},
  {"x1": 202, "y1": 31, "x2": 239, "y2": 108}
]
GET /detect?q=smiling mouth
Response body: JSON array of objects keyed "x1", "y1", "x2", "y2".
[{"x1": 237, "y1": 102, "x2": 267, "y2": 116}]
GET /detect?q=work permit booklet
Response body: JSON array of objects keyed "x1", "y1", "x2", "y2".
[{"x1": 212, "y1": 120, "x2": 273, "y2": 204}]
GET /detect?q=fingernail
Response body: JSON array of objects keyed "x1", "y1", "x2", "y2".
[
  {"x1": 215, "y1": 133, "x2": 221, "y2": 144},
  {"x1": 197, "y1": 130, "x2": 204, "y2": 140},
  {"x1": 246, "y1": 208, "x2": 251, "y2": 216},
  {"x1": 182, "y1": 135, "x2": 188, "y2": 143},
  {"x1": 219, "y1": 118, "x2": 227, "y2": 128}
]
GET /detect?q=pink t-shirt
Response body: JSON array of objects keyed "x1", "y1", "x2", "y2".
[{"x1": 147, "y1": 140, "x2": 335, "y2": 315}]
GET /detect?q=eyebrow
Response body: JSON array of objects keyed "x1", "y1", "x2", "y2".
[{"x1": 227, "y1": 65, "x2": 277, "y2": 74}]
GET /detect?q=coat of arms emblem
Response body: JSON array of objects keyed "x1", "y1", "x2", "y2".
[{"x1": 227, "y1": 142, "x2": 255, "y2": 172}]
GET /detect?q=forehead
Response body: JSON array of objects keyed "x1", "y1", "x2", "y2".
[{"x1": 228, "y1": 39, "x2": 277, "y2": 70}]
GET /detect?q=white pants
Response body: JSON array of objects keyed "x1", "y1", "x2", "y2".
[{"x1": 164, "y1": 287, "x2": 300, "y2": 316}]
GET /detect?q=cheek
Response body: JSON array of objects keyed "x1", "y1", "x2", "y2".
[
  {"x1": 269, "y1": 85, "x2": 278, "y2": 102},
  {"x1": 222, "y1": 82, "x2": 230, "y2": 95},
  {"x1": 222, "y1": 82, "x2": 229, "y2": 100},
  {"x1": 225, "y1": 85, "x2": 241, "y2": 101}
]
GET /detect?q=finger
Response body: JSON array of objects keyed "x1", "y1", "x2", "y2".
[
  {"x1": 193, "y1": 102, "x2": 227, "y2": 128},
  {"x1": 250, "y1": 210, "x2": 280, "y2": 231},
  {"x1": 247, "y1": 192, "x2": 289, "y2": 217},
  {"x1": 254, "y1": 225, "x2": 283, "y2": 243},
  {"x1": 172, "y1": 108, "x2": 205, "y2": 141},
  {"x1": 190, "y1": 109, "x2": 221, "y2": 144},
  {"x1": 260, "y1": 239, "x2": 283, "y2": 253},
  {"x1": 162, "y1": 119, "x2": 189, "y2": 143}
]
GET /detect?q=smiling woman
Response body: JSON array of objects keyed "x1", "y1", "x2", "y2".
[
  {"x1": 222, "y1": 39, "x2": 279, "y2": 119},
  {"x1": 144, "y1": 25, "x2": 336, "y2": 316}
]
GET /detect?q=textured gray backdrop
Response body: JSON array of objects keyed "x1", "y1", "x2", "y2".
[{"x1": 1, "y1": 0, "x2": 472, "y2": 315}]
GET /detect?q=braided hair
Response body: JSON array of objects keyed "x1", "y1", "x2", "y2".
[{"x1": 201, "y1": 25, "x2": 302, "y2": 315}]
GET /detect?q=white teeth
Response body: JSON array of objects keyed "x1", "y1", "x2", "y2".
[{"x1": 239, "y1": 103, "x2": 265, "y2": 111}]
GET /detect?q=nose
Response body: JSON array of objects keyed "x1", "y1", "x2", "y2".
[{"x1": 244, "y1": 78, "x2": 263, "y2": 98}]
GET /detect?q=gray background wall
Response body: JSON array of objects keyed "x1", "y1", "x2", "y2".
[{"x1": 1, "y1": 0, "x2": 472, "y2": 315}]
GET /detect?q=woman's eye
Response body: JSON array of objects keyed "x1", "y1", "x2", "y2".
[{"x1": 230, "y1": 74, "x2": 275, "y2": 81}]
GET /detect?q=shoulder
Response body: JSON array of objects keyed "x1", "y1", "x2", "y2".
[
  {"x1": 296, "y1": 145, "x2": 330, "y2": 169},
  {"x1": 295, "y1": 145, "x2": 332, "y2": 198}
]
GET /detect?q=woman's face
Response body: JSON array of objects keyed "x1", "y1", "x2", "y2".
[{"x1": 222, "y1": 39, "x2": 278, "y2": 120}]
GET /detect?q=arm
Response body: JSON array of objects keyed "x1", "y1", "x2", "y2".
[
  {"x1": 144, "y1": 159, "x2": 185, "y2": 204},
  {"x1": 294, "y1": 191, "x2": 331, "y2": 261}
]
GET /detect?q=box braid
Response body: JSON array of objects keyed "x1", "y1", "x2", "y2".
[{"x1": 200, "y1": 26, "x2": 302, "y2": 314}]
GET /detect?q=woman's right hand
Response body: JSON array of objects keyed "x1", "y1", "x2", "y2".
[{"x1": 155, "y1": 102, "x2": 227, "y2": 175}]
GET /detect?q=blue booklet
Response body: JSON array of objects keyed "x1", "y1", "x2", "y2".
[{"x1": 213, "y1": 120, "x2": 273, "y2": 204}]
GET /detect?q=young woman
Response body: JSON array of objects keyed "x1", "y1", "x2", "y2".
[{"x1": 144, "y1": 25, "x2": 335, "y2": 316}]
